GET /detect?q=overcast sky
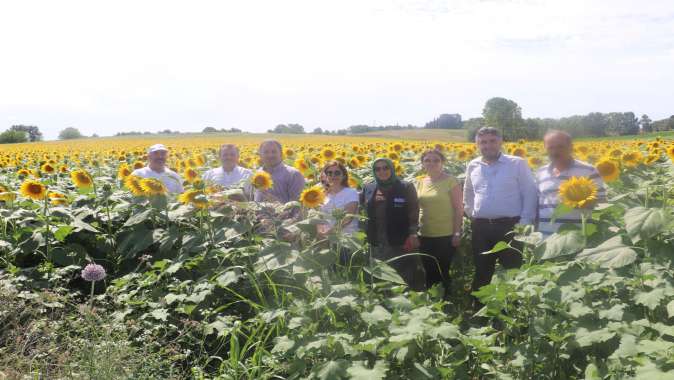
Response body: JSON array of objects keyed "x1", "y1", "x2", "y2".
[{"x1": 1, "y1": 0, "x2": 673, "y2": 139}]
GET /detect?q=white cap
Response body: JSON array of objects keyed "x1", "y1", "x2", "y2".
[{"x1": 148, "y1": 144, "x2": 168, "y2": 153}]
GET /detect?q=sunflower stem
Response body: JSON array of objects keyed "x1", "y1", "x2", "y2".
[{"x1": 43, "y1": 195, "x2": 51, "y2": 266}]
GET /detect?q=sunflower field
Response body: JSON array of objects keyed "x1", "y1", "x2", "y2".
[{"x1": 0, "y1": 134, "x2": 673, "y2": 379}]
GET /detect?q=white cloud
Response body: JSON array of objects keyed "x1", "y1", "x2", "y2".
[{"x1": 0, "y1": 0, "x2": 672, "y2": 139}]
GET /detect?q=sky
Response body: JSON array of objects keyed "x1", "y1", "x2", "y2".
[{"x1": 1, "y1": 0, "x2": 673, "y2": 140}]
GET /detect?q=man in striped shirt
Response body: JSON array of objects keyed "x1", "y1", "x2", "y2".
[{"x1": 536, "y1": 130, "x2": 607, "y2": 236}]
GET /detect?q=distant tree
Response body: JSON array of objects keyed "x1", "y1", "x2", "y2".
[
  {"x1": 424, "y1": 114, "x2": 462, "y2": 129},
  {"x1": 606, "y1": 112, "x2": 639, "y2": 136},
  {"x1": 482, "y1": 97, "x2": 524, "y2": 141},
  {"x1": 0, "y1": 130, "x2": 28, "y2": 144},
  {"x1": 91, "y1": 133, "x2": 99, "y2": 138},
  {"x1": 640, "y1": 114, "x2": 652, "y2": 133},
  {"x1": 203, "y1": 126, "x2": 218, "y2": 133},
  {"x1": 652, "y1": 116, "x2": 674, "y2": 131},
  {"x1": 464, "y1": 117, "x2": 486, "y2": 141},
  {"x1": 10, "y1": 125, "x2": 42, "y2": 142},
  {"x1": 312, "y1": 127, "x2": 323, "y2": 134},
  {"x1": 271, "y1": 124, "x2": 305, "y2": 134},
  {"x1": 58, "y1": 127, "x2": 84, "y2": 140}
]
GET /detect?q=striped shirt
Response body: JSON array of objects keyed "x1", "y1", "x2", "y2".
[{"x1": 536, "y1": 159, "x2": 607, "y2": 235}]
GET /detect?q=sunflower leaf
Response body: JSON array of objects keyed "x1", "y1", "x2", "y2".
[{"x1": 624, "y1": 207, "x2": 668, "y2": 243}]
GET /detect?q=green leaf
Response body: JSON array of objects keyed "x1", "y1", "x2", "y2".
[
  {"x1": 576, "y1": 236, "x2": 637, "y2": 268},
  {"x1": 584, "y1": 363, "x2": 601, "y2": 380},
  {"x1": 361, "y1": 305, "x2": 392, "y2": 325},
  {"x1": 667, "y1": 300, "x2": 674, "y2": 318},
  {"x1": 312, "y1": 360, "x2": 348, "y2": 380},
  {"x1": 122, "y1": 208, "x2": 154, "y2": 228},
  {"x1": 609, "y1": 334, "x2": 638, "y2": 359},
  {"x1": 53, "y1": 225, "x2": 75, "y2": 242},
  {"x1": 598, "y1": 304, "x2": 625, "y2": 321},
  {"x1": 550, "y1": 203, "x2": 574, "y2": 224},
  {"x1": 624, "y1": 207, "x2": 668, "y2": 243},
  {"x1": 271, "y1": 336, "x2": 295, "y2": 354},
  {"x1": 347, "y1": 360, "x2": 388, "y2": 380},
  {"x1": 635, "y1": 288, "x2": 666, "y2": 310},
  {"x1": 117, "y1": 226, "x2": 155, "y2": 258},
  {"x1": 481, "y1": 241, "x2": 510, "y2": 255},
  {"x1": 537, "y1": 230, "x2": 585, "y2": 260},
  {"x1": 150, "y1": 308, "x2": 169, "y2": 321},
  {"x1": 575, "y1": 327, "x2": 615, "y2": 347},
  {"x1": 216, "y1": 270, "x2": 242, "y2": 288},
  {"x1": 364, "y1": 259, "x2": 406, "y2": 285}
]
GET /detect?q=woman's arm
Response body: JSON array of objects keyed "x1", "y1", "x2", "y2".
[
  {"x1": 451, "y1": 183, "x2": 464, "y2": 247},
  {"x1": 338, "y1": 201, "x2": 358, "y2": 229}
]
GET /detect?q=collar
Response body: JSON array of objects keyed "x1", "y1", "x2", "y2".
[
  {"x1": 548, "y1": 159, "x2": 577, "y2": 174},
  {"x1": 263, "y1": 162, "x2": 284, "y2": 173},
  {"x1": 478, "y1": 152, "x2": 505, "y2": 165},
  {"x1": 221, "y1": 165, "x2": 239, "y2": 174}
]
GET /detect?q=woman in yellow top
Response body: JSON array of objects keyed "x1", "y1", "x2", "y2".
[{"x1": 415, "y1": 149, "x2": 463, "y2": 297}]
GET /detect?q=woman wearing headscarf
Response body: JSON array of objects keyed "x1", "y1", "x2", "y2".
[{"x1": 360, "y1": 158, "x2": 424, "y2": 290}]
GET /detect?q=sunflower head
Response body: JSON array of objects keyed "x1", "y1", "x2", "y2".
[
  {"x1": 20, "y1": 180, "x2": 47, "y2": 201},
  {"x1": 124, "y1": 175, "x2": 145, "y2": 196},
  {"x1": 299, "y1": 185, "x2": 326, "y2": 208},
  {"x1": 48, "y1": 191, "x2": 68, "y2": 206},
  {"x1": 71, "y1": 169, "x2": 93, "y2": 189},
  {"x1": 139, "y1": 178, "x2": 167, "y2": 196},
  {"x1": 41, "y1": 163, "x2": 56, "y2": 174},
  {"x1": 294, "y1": 158, "x2": 310, "y2": 173},
  {"x1": 184, "y1": 168, "x2": 199, "y2": 183},
  {"x1": 559, "y1": 176, "x2": 598, "y2": 209},
  {"x1": 178, "y1": 189, "x2": 209, "y2": 209},
  {"x1": 251, "y1": 171, "x2": 273, "y2": 190},
  {"x1": 621, "y1": 151, "x2": 643, "y2": 168},
  {"x1": 595, "y1": 159, "x2": 620, "y2": 182},
  {"x1": 527, "y1": 156, "x2": 543, "y2": 168},
  {"x1": 117, "y1": 164, "x2": 132, "y2": 180}
]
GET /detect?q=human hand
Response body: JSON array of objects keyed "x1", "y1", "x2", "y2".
[
  {"x1": 403, "y1": 235, "x2": 420, "y2": 252},
  {"x1": 451, "y1": 235, "x2": 461, "y2": 247}
]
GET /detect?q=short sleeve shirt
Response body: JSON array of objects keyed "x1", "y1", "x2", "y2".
[
  {"x1": 416, "y1": 176, "x2": 458, "y2": 237},
  {"x1": 320, "y1": 187, "x2": 359, "y2": 234}
]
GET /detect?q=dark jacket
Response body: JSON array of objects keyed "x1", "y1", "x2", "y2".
[{"x1": 360, "y1": 180, "x2": 419, "y2": 246}]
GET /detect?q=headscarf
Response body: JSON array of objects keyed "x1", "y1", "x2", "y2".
[{"x1": 372, "y1": 158, "x2": 398, "y2": 188}]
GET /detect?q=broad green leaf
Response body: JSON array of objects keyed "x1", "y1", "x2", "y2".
[
  {"x1": 53, "y1": 225, "x2": 75, "y2": 242},
  {"x1": 271, "y1": 335, "x2": 295, "y2": 354},
  {"x1": 550, "y1": 203, "x2": 574, "y2": 224},
  {"x1": 312, "y1": 360, "x2": 348, "y2": 380},
  {"x1": 360, "y1": 305, "x2": 391, "y2": 325},
  {"x1": 635, "y1": 288, "x2": 666, "y2": 310},
  {"x1": 634, "y1": 359, "x2": 673, "y2": 380},
  {"x1": 609, "y1": 334, "x2": 638, "y2": 359},
  {"x1": 481, "y1": 240, "x2": 510, "y2": 255},
  {"x1": 216, "y1": 270, "x2": 242, "y2": 288},
  {"x1": 575, "y1": 327, "x2": 615, "y2": 347},
  {"x1": 537, "y1": 230, "x2": 585, "y2": 260},
  {"x1": 576, "y1": 236, "x2": 637, "y2": 268},
  {"x1": 150, "y1": 308, "x2": 169, "y2": 321},
  {"x1": 164, "y1": 293, "x2": 185, "y2": 305},
  {"x1": 584, "y1": 363, "x2": 601, "y2": 380},
  {"x1": 347, "y1": 360, "x2": 388, "y2": 380},
  {"x1": 624, "y1": 207, "x2": 667, "y2": 243},
  {"x1": 122, "y1": 208, "x2": 154, "y2": 228},
  {"x1": 364, "y1": 259, "x2": 406, "y2": 285},
  {"x1": 598, "y1": 304, "x2": 625, "y2": 321},
  {"x1": 667, "y1": 300, "x2": 674, "y2": 318}
]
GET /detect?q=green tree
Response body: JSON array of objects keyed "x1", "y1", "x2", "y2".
[
  {"x1": 640, "y1": 114, "x2": 652, "y2": 133},
  {"x1": 10, "y1": 125, "x2": 42, "y2": 142},
  {"x1": 58, "y1": 127, "x2": 84, "y2": 140},
  {"x1": 424, "y1": 114, "x2": 462, "y2": 129},
  {"x1": 202, "y1": 126, "x2": 218, "y2": 133},
  {"x1": 0, "y1": 130, "x2": 28, "y2": 144},
  {"x1": 482, "y1": 97, "x2": 524, "y2": 140}
]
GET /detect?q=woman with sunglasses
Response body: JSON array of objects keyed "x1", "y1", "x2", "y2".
[
  {"x1": 415, "y1": 149, "x2": 463, "y2": 299},
  {"x1": 318, "y1": 161, "x2": 359, "y2": 236},
  {"x1": 360, "y1": 158, "x2": 424, "y2": 290}
]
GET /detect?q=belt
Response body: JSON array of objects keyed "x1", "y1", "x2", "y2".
[{"x1": 472, "y1": 216, "x2": 520, "y2": 224}]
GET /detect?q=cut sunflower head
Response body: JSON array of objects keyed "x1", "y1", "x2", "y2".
[{"x1": 559, "y1": 176, "x2": 598, "y2": 209}]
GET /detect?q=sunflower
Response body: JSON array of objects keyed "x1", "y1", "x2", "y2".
[
  {"x1": 559, "y1": 176, "x2": 598, "y2": 209},
  {"x1": 133, "y1": 161, "x2": 145, "y2": 170},
  {"x1": 348, "y1": 157, "x2": 360, "y2": 169},
  {"x1": 0, "y1": 191, "x2": 17, "y2": 203},
  {"x1": 184, "y1": 168, "x2": 199, "y2": 183},
  {"x1": 387, "y1": 151, "x2": 400, "y2": 161},
  {"x1": 139, "y1": 178, "x2": 167, "y2": 196},
  {"x1": 71, "y1": 169, "x2": 93, "y2": 189},
  {"x1": 644, "y1": 154, "x2": 659, "y2": 165},
  {"x1": 178, "y1": 189, "x2": 209, "y2": 209},
  {"x1": 348, "y1": 177, "x2": 359, "y2": 189},
  {"x1": 595, "y1": 159, "x2": 620, "y2": 182},
  {"x1": 621, "y1": 151, "x2": 643, "y2": 168},
  {"x1": 666, "y1": 145, "x2": 674, "y2": 161},
  {"x1": 299, "y1": 185, "x2": 326, "y2": 208},
  {"x1": 527, "y1": 156, "x2": 543, "y2": 168},
  {"x1": 117, "y1": 164, "x2": 132, "y2": 179},
  {"x1": 251, "y1": 171, "x2": 273, "y2": 190},
  {"x1": 284, "y1": 148, "x2": 295, "y2": 157},
  {"x1": 511, "y1": 147, "x2": 527, "y2": 158},
  {"x1": 321, "y1": 148, "x2": 336, "y2": 161},
  {"x1": 41, "y1": 163, "x2": 56, "y2": 175},
  {"x1": 124, "y1": 175, "x2": 145, "y2": 196},
  {"x1": 48, "y1": 191, "x2": 68, "y2": 206},
  {"x1": 17, "y1": 169, "x2": 30, "y2": 177},
  {"x1": 294, "y1": 158, "x2": 310, "y2": 173},
  {"x1": 20, "y1": 180, "x2": 47, "y2": 201}
]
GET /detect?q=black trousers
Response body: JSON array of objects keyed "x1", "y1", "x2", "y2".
[
  {"x1": 471, "y1": 218, "x2": 523, "y2": 292},
  {"x1": 419, "y1": 236, "x2": 455, "y2": 293}
]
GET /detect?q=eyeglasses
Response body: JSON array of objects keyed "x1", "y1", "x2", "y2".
[
  {"x1": 374, "y1": 166, "x2": 390, "y2": 172},
  {"x1": 423, "y1": 158, "x2": 442, "y2": 163},
  {"x1": 325, "y1": 170, "x2": 342, "y2": 177}
]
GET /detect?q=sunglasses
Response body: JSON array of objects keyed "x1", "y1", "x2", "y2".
[
  {"x1": 325, "y1": 170, "x2": 342, "y2": 177},
  {"x1": 374, "y1": 166, "x2": 390, "y2": 172}
]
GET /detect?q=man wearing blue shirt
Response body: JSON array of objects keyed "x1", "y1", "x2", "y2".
[{"x1": 463, "y1": 127, "x2": 538, "y2": 296}]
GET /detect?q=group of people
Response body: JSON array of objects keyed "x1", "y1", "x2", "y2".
[{"x1": 131, "y1": 126, "x2": 606, "y2": 299}]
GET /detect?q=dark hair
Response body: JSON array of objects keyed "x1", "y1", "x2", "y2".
[
  {"x1": 543, "y1": 129, "x2": 572, "y2": 146},
  {"x1": 219, "y1": 144, "x2": 239, "y2": 156},
  {"x1": 420, "y1": 149, "x2": 446, "y2": 163},
  {"x1": 322, "y1": 160, "x2": 349, "y2": 188},
  {"x1": 259, "y1": 139, "x2": 282, "y2": 152},
  {"x1": 475, "y1": 127, "x2": 502, "y2": 140}
]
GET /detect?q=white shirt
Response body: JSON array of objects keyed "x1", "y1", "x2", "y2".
[
  {"x1": 202, "y1": 166, "x2": 253, "y2": 195},
  {"x1": 320, "y1": 187, "x2": 359, "y2": 234},
  {"x1": 131, "y1": 166, "x2": 184, "y2": 194},
  {"x1": 463, "y1": 153, "x2": 538, "y2": 225}
]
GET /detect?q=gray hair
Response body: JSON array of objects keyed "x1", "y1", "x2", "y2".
[
  {"x1": 259, "y1": 139, "x2": 283, "y2": 152},
  {"x1": 475, "y1": 127, "x2": 502, "y2": 141},
  {"x1": 219, "y1": 144, "x2": 239, "y2": 156},
  {"x1": 543, "y1": 129, "x2": 572, "y2": 146}
]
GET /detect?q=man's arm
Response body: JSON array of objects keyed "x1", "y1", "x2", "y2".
[
  {"x1": 463, "y1": 164, "x2": 475, "y2": 218},
  {"x1": 518, "y1": 159, "x2": 538, "y2": 225}
]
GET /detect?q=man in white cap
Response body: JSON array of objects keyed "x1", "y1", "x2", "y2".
[{"x1": 131, "y1": 144, "x2": 184, "y2": 193}]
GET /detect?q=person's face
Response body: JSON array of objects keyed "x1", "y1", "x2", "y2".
[
  {"x1": 544, "y1": 136, "x2": 573, "y2": 164},
  {"x1": 374, "y1": 161, "x2": 392, "y2": 181},
  {"x1": 422, "y1": 153, "x2": 443, "y2": 174},
  {"x1": 324, "y1": 165, "x2": 343, "y2": 187},
  {"x1": 259, "y1": 143, "x2": 282, "y2": 167},
  {"x1": 148, "y1": 150, "x2": 168, "y2": 168},
  {"x1": 220, "y1": 148, "x2": 239, "y2": 167},
  {"x1": 476, "y1": 134, "x2": 502, "y2": 160}
]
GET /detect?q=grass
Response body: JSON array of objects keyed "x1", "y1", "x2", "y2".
[{"x1": 352, "y1": 128, "x2": 467, "y2": 141}]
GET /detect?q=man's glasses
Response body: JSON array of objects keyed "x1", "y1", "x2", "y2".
[
  {"x1": 374, "y1": 166, "x2": 390, "y2": 172},
  {"x1": 325, "y1": 170, "x2": 342, "y2": 177}
]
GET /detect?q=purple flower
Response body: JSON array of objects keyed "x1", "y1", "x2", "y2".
[{"x1": 81, "y1": 263, "x2": 106, "y2": 282}]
